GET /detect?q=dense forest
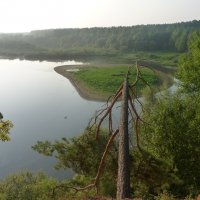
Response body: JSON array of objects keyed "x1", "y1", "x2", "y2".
[{"x1": 0, "y1": 20, "x2": 200, "y2": 61}]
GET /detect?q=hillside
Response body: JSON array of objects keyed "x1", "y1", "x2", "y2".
[{"x1": 0, "y1": 20, "x2": 200, "y2": 61}]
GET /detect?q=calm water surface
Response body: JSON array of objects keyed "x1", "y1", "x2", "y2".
[{"x1": 0, "y1": 59, "x2": 115, "y2": 179}]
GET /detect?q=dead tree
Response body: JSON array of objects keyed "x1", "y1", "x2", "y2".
[
  {"x1": 90, "y1": 63, "x2": 144, "y2": 199},
  {"x1": 52, "y1": 63, "x2": 147, "y2": 199},
  {"x1": 117, "y1": 73, "x2": 130, "y2": 199}
]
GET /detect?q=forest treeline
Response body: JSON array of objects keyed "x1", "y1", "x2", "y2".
[{"x1": 0, "y1": 20, "x2": 200, "y2": 60}]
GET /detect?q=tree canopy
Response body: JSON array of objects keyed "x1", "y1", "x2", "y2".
[
  {"x1": 0, "y1": 119, "x2": 13, "y2": 141},
  {"x1": 0, "y1": 20, "x2": 200, "y2": 60},
  {"x1": 140, "y1": 31, "x2": 200, "y2": 197},
  {"x1": 141, "y1": 94, "x2": 200, "y2": 196},
  {"x1": 178, "y1": 31, "x2": 200, "y2": 92}
]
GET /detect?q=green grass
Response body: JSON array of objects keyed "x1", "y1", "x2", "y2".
[
  {"x1": 119, "y1": 51, "x2": 182, "y2": 66},
  {"x1": 72, "y1": 65, "x2": 159, "y2": 95}
]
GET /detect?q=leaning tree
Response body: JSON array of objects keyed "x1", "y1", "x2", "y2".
[
  {"x1": 79, "y1": 62, "x2": 147, "y2": 199},
  {"x1": 33, "y1": 62, "x2": 150, "y2": 199}
]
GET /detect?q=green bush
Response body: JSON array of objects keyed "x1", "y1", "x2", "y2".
[{"x1": 0, "y1": 171, "x2": 57, "y2": 200}]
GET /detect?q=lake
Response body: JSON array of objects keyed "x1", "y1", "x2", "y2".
[
  {"x1": 0, "y1": 59, "x2": 116, "y2": 179},
  {"x1": 0, "y1": 59, "x2": 177, "y2": 180}
]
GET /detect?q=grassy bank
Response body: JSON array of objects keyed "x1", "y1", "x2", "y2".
[
  {"x1": 73, "y1": 65, "x2": 158, "y2": 93},
  {"x1": 55, "y1": 64, "x2": 166, "y2": 101},
  {"x1": 119, "y1": 51, "x2": 181, "y2": 66}
]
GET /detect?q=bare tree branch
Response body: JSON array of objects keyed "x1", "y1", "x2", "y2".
[
  {"x1": 94, "y1": 129, "x2": 119, "y2": 185},
  {"x1": 96, "y1": 91, "x2": 122, "y2": 139},
  {"x1": 52, "y1": 129, "x2": 120, "y2": 198}
]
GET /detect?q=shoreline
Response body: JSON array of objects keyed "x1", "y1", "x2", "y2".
[
  {"x1": 55, "y1": 64, "x2": 112, "y2": 101},
  {"x1": 54, "y1": 64, "x2": 174, "y2": 101}
]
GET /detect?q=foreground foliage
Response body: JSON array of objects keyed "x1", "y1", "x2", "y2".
[
  {"x1": 178, "y1": 31, "x2": 200, "y2": 92},
  {"x1": 141, "y1": 94, "x2": 200, "y2": 197},
  {"x1": 0, "y1": 119, "x2": 13, "y2": 141},
  {"x1": 33, "y1": 128, "x2": 182, "y2": 199},
  {"x1": 0, "y1": 172, "x2": 58, "y2": 200},
  {"x1": 33, "y1": 129, "x2": 118, "y2": 197}
]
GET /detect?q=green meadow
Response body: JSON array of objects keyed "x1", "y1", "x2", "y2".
[{"x1": 71, "y1": 65, "x2": 159, "y2": 95}]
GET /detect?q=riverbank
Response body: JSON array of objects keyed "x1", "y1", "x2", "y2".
[
  {"x1": 55, "y1": 64, "x2": 174, "y2": 101},
  {"x1": 55, "y1": 64, "x2": 120, "y2": 101}
]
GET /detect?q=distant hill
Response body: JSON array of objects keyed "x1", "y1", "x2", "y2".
[{"x1": 0, "y1": 20, "x2": 200, "y2": 60}]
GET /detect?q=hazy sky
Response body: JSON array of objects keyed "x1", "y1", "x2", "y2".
[{"x1": 0, "y1": 0, "x2": 200, "y2": 33}]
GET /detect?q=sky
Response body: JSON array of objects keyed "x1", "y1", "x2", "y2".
[{"x1": 0, "y1": 0, "x2": 200, "y2": 33}]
